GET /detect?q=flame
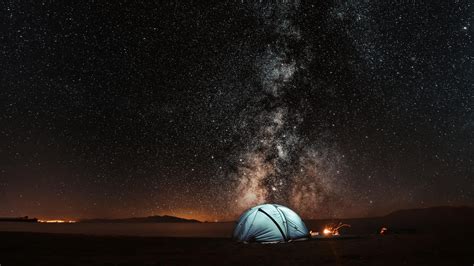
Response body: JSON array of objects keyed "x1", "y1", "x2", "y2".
[
  {"x1": 322, "y1": 222, "x2": 350, "y2": 236},
  {"x1": 38, "y1": 219, "x2": 76, "y2": 223},
  {"x1": 323, "y1": 228, "x2": 332, "y2": 235}
]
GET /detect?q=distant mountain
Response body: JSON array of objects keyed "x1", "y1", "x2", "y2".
[
  {"x1": 0, "y1": 216, "x2": 38, "y2": 223},
  {"x1": 305, "y1": 206, "x2": 474, "y2": 234},
  {"x1": 384, "y1": 205, "x2": 474, "y2": 220},
  {"x1": 79, "y1": 215, "x2": 200, "y2": 223},
  {"x1": 380, "y1": 205, "x2": 474, "y2": 230}
]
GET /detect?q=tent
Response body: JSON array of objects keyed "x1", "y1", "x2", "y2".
[{"x1": 232, "y1": 204, "x2": 309, "y2": 243}]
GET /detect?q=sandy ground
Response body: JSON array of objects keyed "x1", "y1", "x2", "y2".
[{"x1": 0, "y1": 231, "x2": 473, "y2": 265}]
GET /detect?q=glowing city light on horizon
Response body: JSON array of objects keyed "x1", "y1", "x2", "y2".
[{"x1": 38, "y1": 219, "x2": 76, "y2": 223}]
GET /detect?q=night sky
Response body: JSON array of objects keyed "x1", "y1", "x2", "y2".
[{"x1": 1, "y1": 1, "x2": 472, "y2": 221}]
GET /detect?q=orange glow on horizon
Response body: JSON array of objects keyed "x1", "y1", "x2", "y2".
[
  {"x1": 158, "y1": 210, "x2": 216, "y2": 222},
  {"x1": 38, "y1": 219, "x2": 76, "y2": 223}
]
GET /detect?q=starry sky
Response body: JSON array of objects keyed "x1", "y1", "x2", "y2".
[{"x1": 1, "y1": 1, "x2": 473, "y2": 221}]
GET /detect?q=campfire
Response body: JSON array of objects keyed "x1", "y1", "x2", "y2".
[{"x1": 322, "y1": 222, "x2": 351, "y2": 236}]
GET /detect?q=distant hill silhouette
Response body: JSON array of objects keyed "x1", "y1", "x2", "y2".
[
  {"x1": 0, "y1": 216, "x2": 38, "y2": 223},
  {"x1": 305, "y1": 206, "x2": 474, "y2": 234},
  {"x1": 379, "y1": 205, "x2": 474, "y2": 232},
  {"x1": 385, "y1": 205, "x2": 474, "y2": 221},
  {"x1": 79, "y1": 215, "x2": 200, "y2": 223}
]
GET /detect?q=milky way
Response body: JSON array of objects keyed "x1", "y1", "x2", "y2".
[{"x1": 231, "y1": 2, "x2": 352, "y2": 218}]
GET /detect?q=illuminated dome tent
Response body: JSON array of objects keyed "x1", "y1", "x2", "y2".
[{"x1": 233, "y1": 204, "x2": 309, "y2": 243}]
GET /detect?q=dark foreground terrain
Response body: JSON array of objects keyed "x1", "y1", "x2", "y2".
[
  {"x1": 0, "y1": 231, "x2": 473, "y2": 266},
  {"x1": 1, "y1": 207, "x2": 473, "y2": 265}
]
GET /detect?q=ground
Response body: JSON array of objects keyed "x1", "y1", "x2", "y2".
[{"x1": 0, "y1": 231, "x2": 473, "y2": 265}]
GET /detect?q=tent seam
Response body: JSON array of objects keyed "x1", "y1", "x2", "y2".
[
  {"x1": 274, "y1": 205, "x2": 290, "y2": 238},
  {"x1": 258, "y1": 208, "x2": 288, "y2": 242}
]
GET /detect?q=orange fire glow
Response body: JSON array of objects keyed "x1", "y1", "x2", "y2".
[
  {"x1": 322, "y1": 222, "x2": 351, "y2": 236},
  {"x1": 323, "y1": 228, "x2": 332, "y2": 235}
]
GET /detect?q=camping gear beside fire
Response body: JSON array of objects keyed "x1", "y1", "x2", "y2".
[{"x1": 310, "y1": 222, "x2": 353, "y2": 239}]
